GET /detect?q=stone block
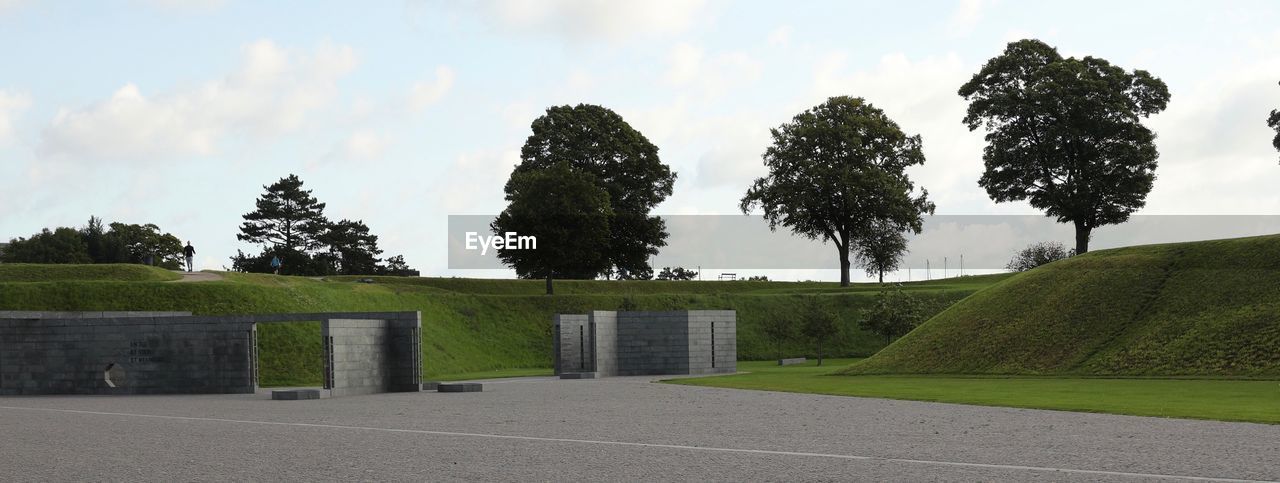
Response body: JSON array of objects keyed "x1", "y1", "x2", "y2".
[{"x1": 437, "y1": 382, "x2": 483, "y2": 393}]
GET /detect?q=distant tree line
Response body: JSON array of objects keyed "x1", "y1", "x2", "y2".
[
  {"x1": 231, "y1": 174, "x2": 416, "y2": 277},
  {"x1": 1, "y1": 216, "x2": 184, "y2": 269}
]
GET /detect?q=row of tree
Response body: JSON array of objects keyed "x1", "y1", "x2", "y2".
[
  {"x1": 489, "y1": 38, "x2": 1206, "y2": 292},
  {"x1": 230, "y1": 174, "x2": 415, "y2": 276},
  {"x1": 1, "y1": 217, "x2": 185, "y2": 268}
]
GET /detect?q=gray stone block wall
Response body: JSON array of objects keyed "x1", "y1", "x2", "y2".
[
  {"x1": 553, "y1": 314, "x2": 590, "y2": 375},
  {"x1": 589, "y1": 311, "x2": 618, "y2": 376},
  {"x1": 324, "y1": 319, "x2": 390, "y2": 397},
  {"x1": 553, "y1": 310, "x2": 737, "y2": 377},
  {"x1": 0, "y1": 316, "x2": 255, "y2": 395},
  {"x1": 0, "y1": 311, "x2": 422, "y2": 396}
]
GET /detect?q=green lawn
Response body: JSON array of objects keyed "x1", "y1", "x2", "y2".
[{"x1": 666, "y1": 360, "x2": 1280, "y2": 424}]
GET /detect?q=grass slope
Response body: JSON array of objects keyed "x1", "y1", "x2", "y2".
[
  {"x1": 668, "y1": 361, "x2": 1280, "y2": 424},
  {"x1": 846, "y1": 234, "x2": 1280, "y2": 377},
  {"x1": 0, "y1": 263, "x2": 181, "y2": 282},
  {"x1": 0, "y1": 267, "x2": 1006, "y2": 385}
]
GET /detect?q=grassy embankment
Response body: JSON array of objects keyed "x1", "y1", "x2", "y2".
[
  {"x1": 0, "y1": 266, "x2": 1006, "y2": 385},
  {"x1": 669, "y1": 235, "x2": 1280, "y2": 423}
]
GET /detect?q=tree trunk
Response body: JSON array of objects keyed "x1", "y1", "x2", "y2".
[
  {"x1": 838, "y1": 249, "x2": 851, "y2": 287},
  {"x1": 545, "y1": 274, "x2": 554, "y2": 295},
  {"x1": 878, "y1": 268, "x2": 884, "y2": 284},
  {"x1": 816, "y1": 341, "x2": 823, "y2": 366},
  {"x1": 1074, "y1": 221, "x2": 1092, "y2": 255}
]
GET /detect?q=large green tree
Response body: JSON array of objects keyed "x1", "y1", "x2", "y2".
[
  {"x1": 513, "y1": 104, "x2": 675, "y2": 280},
  {"x1": 741, "y1": 96, "x2": 934, "y2": 287},
  {"x1": 236, "y1": 174, "x2": 331, "y2": 275},
  {"x1": 492, "y1": 162, "x2": 614, "y2": 295},
  {"x1": 238, "y1": 174, "x2": 330, "y2": 254},
  {"x1": 959, "y1": 39, "x2": 1170, "y2": 254},
  {"x1": 320, "y1": 219, "x2": 383, "y2": 275}
]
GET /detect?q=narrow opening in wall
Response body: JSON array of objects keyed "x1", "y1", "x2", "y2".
[
  {"x1": 579, "y1": 326, "x2": 585, "y2": 370},
  {"x1": 711, "y1": 322, "x2": 716, "y2": 368}
]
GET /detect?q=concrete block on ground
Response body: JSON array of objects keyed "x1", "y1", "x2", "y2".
[
  {"x1": 272, "y1": 389, "x2": 322, "y2": 400},
  {"x1": 437, "y1": 383, "x2": 483, "y2": 393},
  {"x1": 421, "y1": 381, "x2": 441, "y2": 390},
  {"x1": 778, "y1": 357, "x2": 807, "y2": 366}
]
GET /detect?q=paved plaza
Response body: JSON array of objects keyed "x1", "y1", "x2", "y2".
[{"x1": 1, "y1": 376, "x2": 1275, "y2": 482}]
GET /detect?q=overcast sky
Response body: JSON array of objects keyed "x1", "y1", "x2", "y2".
[{"x1": 1, "y1": 0, "x2": 1278, "y2": 280}]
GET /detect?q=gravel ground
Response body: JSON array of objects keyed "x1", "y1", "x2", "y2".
[{"x1": 0, "y1": 376, "x2": 1275, "y2": 482}]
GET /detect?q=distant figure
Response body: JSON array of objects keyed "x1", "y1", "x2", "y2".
[
  {"x1": 270, "y1": 255, "x2": 282, "y2": 275},
  {"x1": 183, "y1": 241, "x2": 195, "y2": 272}
]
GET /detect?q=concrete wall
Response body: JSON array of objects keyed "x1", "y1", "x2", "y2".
[
  {"x1": 0, "y1": 315, "x2": 255, "y2": 395},
  {"x1": 690, "y1": 310, "x2": 737, "y2": 375},
  {"x1": 0, "y1": 311, "x2": 421, "y2": 396},
  {"x1": 554, "y1": 314, "x2": 590, "y2": 374},
  {"x1": 589, "y1": 311, "x2": 618, "y2": 376},
  {"x1": 324, "y1": 319, "x2": 389, "y2": 397},
  {"x1": 553, "y1": 310, "x2": 737, "y2": 377}
]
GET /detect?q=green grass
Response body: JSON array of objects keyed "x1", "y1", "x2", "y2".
[
  {"x1": 668, "y1": 360, "x2": 1280, "y2": 424},
  {"x1": 430, "y1": 367, "x2": 554, "y2": 381},
  {"x1": 0, "y1": 263, "x2": 181, "y2": 282},
  {"x1": 845, "y1": 234, "x2": 1280, "y2": 377},
  {"x1": 0, "y1": 265, "x2": 1003, "y2": 385}
]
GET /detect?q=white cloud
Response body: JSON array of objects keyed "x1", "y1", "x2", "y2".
[
  {"x1": 0, "y1": 0, "x2": 24, "y2": 13},
  {"x1": 1143, "y1": 56, "x2": 1280, "y2": 214},
  {"x1": 0, "y1": 90, "x2": 31, "y2": 145},
  {"x1": 768, "y1": 25, "x2": 792, "y2": 47},
  {"x1": 409, "y1": 65, "x2": 455, "y2": 111},
  {"x1": 308, "y1": 130, "x2": 391, "y2": 171},
  {"x1": 436, "y1": 148, "x2": 521, "y2": 213},
  {"x1": 456, "y1": 0, "x2": 708, "y2": 43},
  {"x1": 664, "y1": 43, "x2": 704, "y2": 85},
  {"x1": 662, "y1": 43, "x2": 763, "y2": 97},
  {"x1": 37, "y1": 39, "x2": 357, "y2": 161},
  {"x1": 948, "y1": 0, "x2": 998, "y2": 37},
  {"x1": 132, "y1": 0, "x2": 226, "y2": 10}
]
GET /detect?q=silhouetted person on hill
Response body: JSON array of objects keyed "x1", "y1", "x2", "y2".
[
  {"x1": 184, "y1": 241, "x2": 195, "y2": 272},
  {"x1": 270, "y1": 255, "x2": 282, "y2": 275}
]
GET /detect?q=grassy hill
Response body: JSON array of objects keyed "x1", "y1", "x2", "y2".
[
  {"x1": 0, "y1": 268, "x2": 1006, "y2": 385},
  {"x1": 0, "y1": 263, "x2": 181, "y2": 282},
  {"x1": 845, "y1": 234, "x2": 1280, "y2": 377}
]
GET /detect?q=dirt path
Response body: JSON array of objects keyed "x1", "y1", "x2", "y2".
[{"x1": 169, "y1": 271, "x2": 224, "y2": 283}]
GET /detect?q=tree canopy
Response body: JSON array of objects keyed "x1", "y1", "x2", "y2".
[
  {"x1": 959, "y1": 39, "x2": 1170, "y2": 254},
  {"x1": 492, "y1": 161, "x2": 613, "y2": 294},
  {"x1": 1006, "y1": 241, "x2": 1071, "y2": 272},
  {"x1": 238, "y1": 174, "x2": 329, "y2": 254},
  {"x1": 741, "y1": 96, "x2": 934, "y2": 286},
  {"x1": 1, "y1": 217, "x2": 183, "y2": 268},
  {"x1": 855, "y1": 221, "x2": 909, "y2": 284},
  {"x1": 512, "y1": 104, "x2": 675, "y2": 279},
  {"x1": 234, "y1": 174, "x2": 410, "y2": 276}
]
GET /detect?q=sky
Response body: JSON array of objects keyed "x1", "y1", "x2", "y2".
[{"x1": 1, "y1": 0, "x2": 1279, "y2": 281}]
